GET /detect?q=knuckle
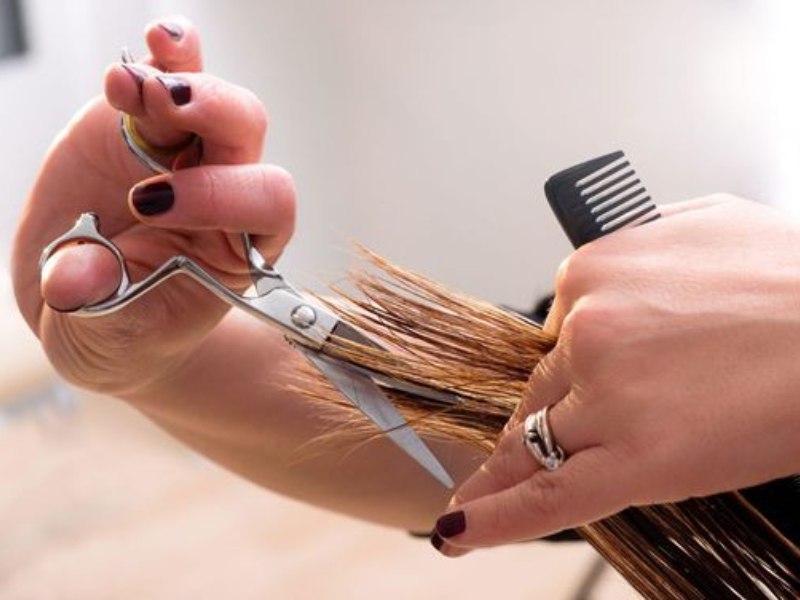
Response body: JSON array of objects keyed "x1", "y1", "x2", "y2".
[
  {"x1": 203, "y1": 81, "x2": 267, "y2": 126},
  {"x1": 519, "y1": 474, "x2": 564, "y2": 527},
  {"x1": 561, "y1": 299, "x2": 615, "y2": 355},
  {"x1": 485, "y1": 498, "x2": 508, "y2": 536},
  {"x1": 194, "y1": 81, "x2": 268, "y2": 151},
  {"x1": 245, "y1": 90, "x2": 269, "y2": 135},
  {"x1": 490, "y1": 444, "x2": 525, "y2": 488},
  {"x1": 263, "y1": 165, "x2": 297, "y2": 230},
  {"x1": 194, "y1": 168, "x2": 221, "y2": 227},
  {"x1": 196, "y1": 81, "x2": 226, "y2": 117},
  {"x1": 553, "y1": 248, "x2": 596, "y2": 300},
  {"x1": 553, "y1": 256, "x2": 574, "y2": 299}
]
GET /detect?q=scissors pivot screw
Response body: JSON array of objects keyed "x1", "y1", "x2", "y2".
[{"x1": 290, "y1": 305, "x2": 317, "y2": 329}]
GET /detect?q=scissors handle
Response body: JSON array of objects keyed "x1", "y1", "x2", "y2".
[
  {"x1": 38, "y1": 213, "x2": 337, "y2": 348},
  {"x1": 39, "y1": 213, "x2": 133, "y2": 312},
  {"x1": 39, "y1": 212, "x2": 227, "y2": 316},
  {"x1": 41, "y1": 214, "x2": 458, "y2": 487},
  {"x1": 40, "y1": 212, "x2": 243, "y2": 316}
]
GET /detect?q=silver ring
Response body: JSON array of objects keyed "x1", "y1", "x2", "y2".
[{"x1": 522, "y1": 406, "x2": 566, "y2": 471}]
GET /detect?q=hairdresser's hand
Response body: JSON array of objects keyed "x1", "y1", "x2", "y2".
[
  {"x1": 432, "y1": 195, "x2": 800, "y2": 555},
  {"x1": 12, "y1": 16, "x2": 295, "y2": 396}
]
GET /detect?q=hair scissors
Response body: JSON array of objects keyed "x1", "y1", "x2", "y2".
[{"x1": 40, "y1": 213, "x2": 459, "y2": 488}]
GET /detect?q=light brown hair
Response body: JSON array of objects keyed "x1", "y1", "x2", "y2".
[{"x1": 302, "y1": 248, "x2": 800, "y2": 600}]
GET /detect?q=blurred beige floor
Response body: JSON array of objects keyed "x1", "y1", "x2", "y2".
[{"x1": 0, "y1": 305, "x2": 637, "y2": 599}]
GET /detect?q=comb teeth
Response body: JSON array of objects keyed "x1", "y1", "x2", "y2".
[{"x1": 544, "y1": 151, "x2": 660, "y2": 248}]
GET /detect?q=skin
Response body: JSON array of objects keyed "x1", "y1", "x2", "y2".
[
  {"x1": 14, "y1": 16, "x2": 800, "y2": 551},
  {"x1": 435, "y1": 196, "x2": 800, "y2": 555},
  {"x1": 13, "y1": 16, "x2": 484, "y2": 532}
]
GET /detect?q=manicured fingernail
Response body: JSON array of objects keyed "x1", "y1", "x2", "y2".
[
  {"x1": 120, "y1": 46, "x2": 135, "y2": 64},
  {"x1": 430, "y1": 532, "x2": 446, "y2": 552},
  {"x1": 435, "y1": 511, "x2": 466, "y2": 538},
  {"x1": 159, "y1": 22, "x2": 184, "y2": 41},
  {"x1": 156, "y1": 74, "x2": 191, "y2": 106},
  {"x1": 430, "y1": 533, "x2": 468, "y2": 558},
  {"x1": 131, "y1": 181, "x2": 174, "y2": 216},
  {"x1": 121, "y1": 64, "x2": 149, "y2": 95}
]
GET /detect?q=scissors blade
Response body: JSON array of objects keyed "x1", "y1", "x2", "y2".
[
  {"x1": 328, "y1": 320, "x2": 463, "y2": 403},
  {"x1": 302, "y1": 350, "x2": 454, "y2": 489},
  {"x1": 328, "y1": 320, "x2": 383, "y2": 349}
]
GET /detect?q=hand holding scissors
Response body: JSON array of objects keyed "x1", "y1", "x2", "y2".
[{"x1": 40, "y1": 210, "x2": 458, "y2": 487}]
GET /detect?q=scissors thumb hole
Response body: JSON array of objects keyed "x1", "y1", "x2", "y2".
[{"x1": 41, "y1": 242, "x2": 124, "y2": 313}]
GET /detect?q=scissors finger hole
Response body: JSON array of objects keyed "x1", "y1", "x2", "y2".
[
  {"x1": 40, "y1": 241, "x2": 128, "y2": 314},
  {"x1": 40, "y1": 214, "x2": 132, "y2": 309}
]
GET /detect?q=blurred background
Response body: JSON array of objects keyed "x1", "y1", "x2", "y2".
[{"x1": 1, "y1": 1, "x2": 798, "y2": 598}]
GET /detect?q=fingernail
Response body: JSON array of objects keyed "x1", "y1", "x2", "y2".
[
  {"x1": 131, "y1": 181, "x2": 174, "y2": 216},
  {"x1": 159, "y1": 22, "x2": 184, "y2": 41},
  {"x1": 435, "y1": 511, "x2": 466, "y2": 538},
  {"x1": 430, "y1": 533, "x2": 446, "y2": 552},
  {"x1": 430, "y1": 533, "x2": 468, "y2": 558},
  {"x1": 120, "y1": 46, "x2": 136, "y2": 64},
  {"x1": 121, "y1": 64, "x2": 149, "y2": 95},
  {"x1": 156, "y1": 74, "x2": 191, "y2": 106}
]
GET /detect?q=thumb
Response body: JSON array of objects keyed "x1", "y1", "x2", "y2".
[{"x1": 40, "y1": 242, "x2": 122, "y2": 312}]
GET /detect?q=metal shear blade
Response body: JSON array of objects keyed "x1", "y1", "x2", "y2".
[{"x1": 301, "y1": 349, "x2": 454, "y2": 488}]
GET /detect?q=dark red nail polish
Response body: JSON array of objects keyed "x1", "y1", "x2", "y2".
[
  {"x1": 132, "y1": 181, "x2": 174, "y2": 216},
  {"x1": 156, "y1": 74, "x2": 191, "y2": 106},
  {"x1": 159, "y1": 22, "x2": 184, "y2": 41},
  {"x1": 430, "y1": 533, "x2": 446, "y2": 551},
  {"x1": 121, "y1": 64, "x2": 148, "y2": 95},
  {"x1": 436, "y1": 511, "x2": 466, "y2": 538},
  {"x1": 120, "y1": 46, "x2": 136, "y2": 64}
]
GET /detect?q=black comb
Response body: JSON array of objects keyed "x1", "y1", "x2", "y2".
[{"x1": 544, "y1": 151, "x2": 660, "y2": 248}]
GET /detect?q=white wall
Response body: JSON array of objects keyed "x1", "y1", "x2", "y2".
[
  {"x1": 330, "y1": 0, "x2": 779, "y2": 306},
  {"x1": 1, "y1": 0, "x2": 796, "y2": 313}
]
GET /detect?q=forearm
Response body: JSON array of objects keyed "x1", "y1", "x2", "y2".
[
  {"x1": 15, "y1": 17, "x2": 486, "y2": 534},
  {"x1": 122, "y1": 309, "x2": 486, "y2": 531}
]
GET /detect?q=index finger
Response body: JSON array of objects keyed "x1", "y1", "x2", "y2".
[{"x1": 436, "y1": 445, "x2": 631, "y2": 550}]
